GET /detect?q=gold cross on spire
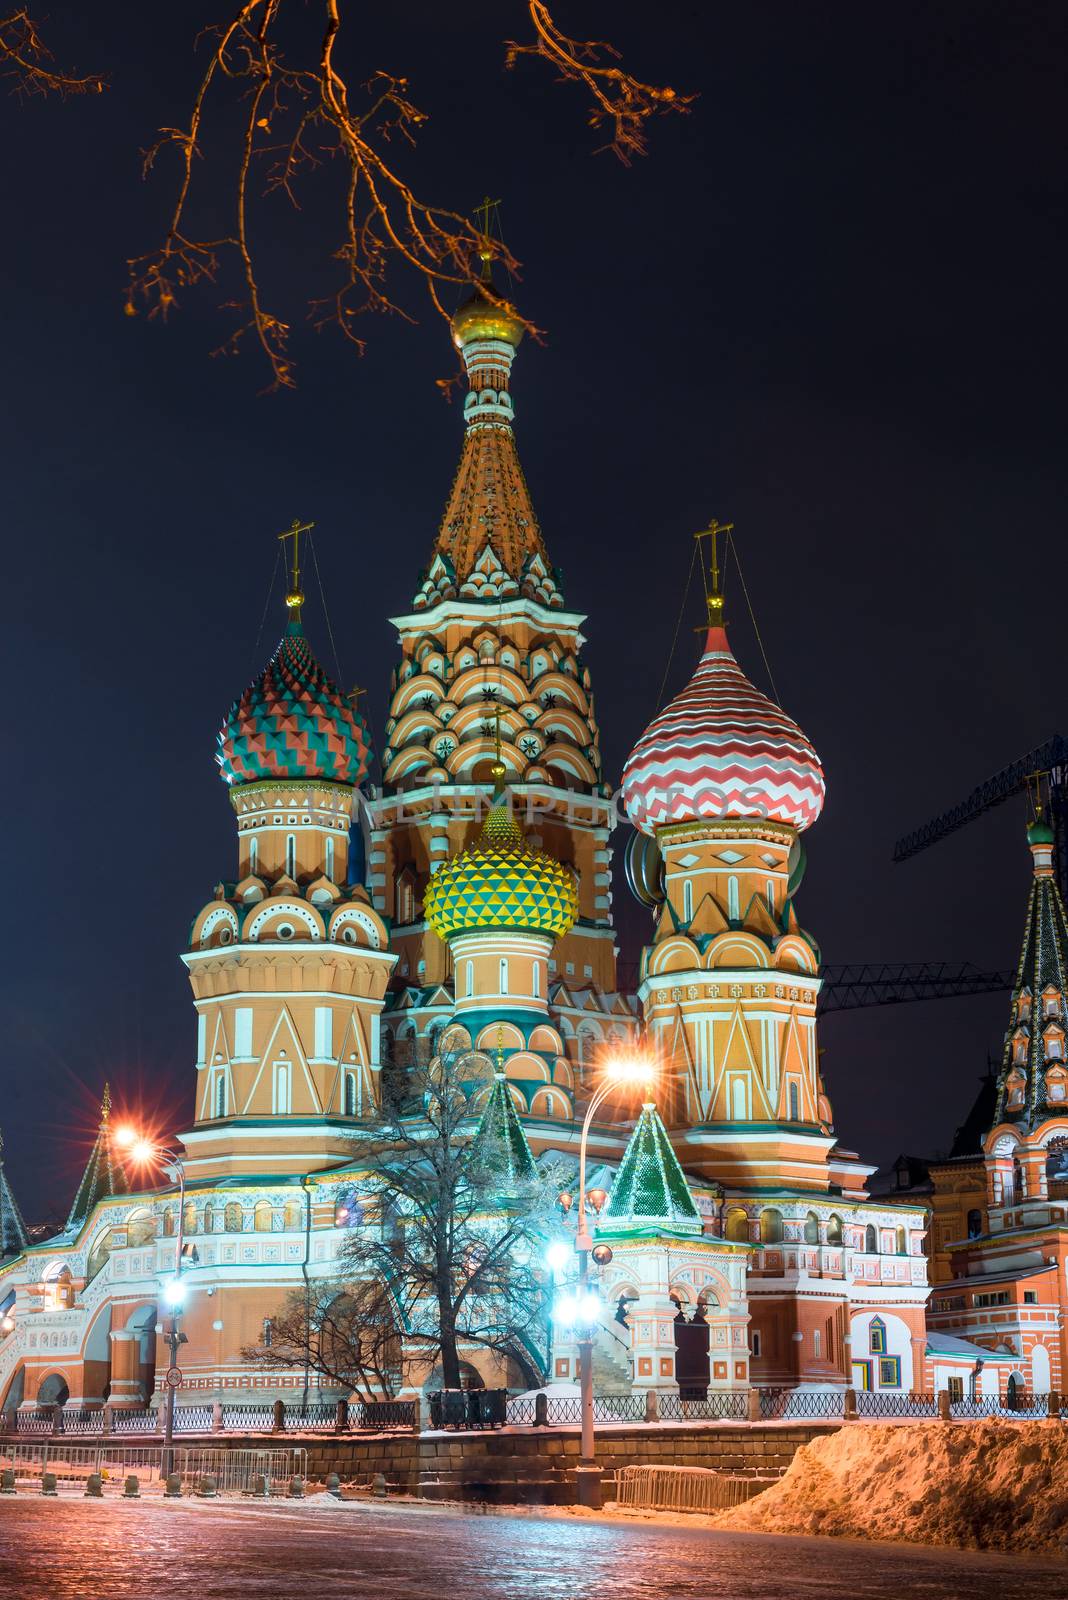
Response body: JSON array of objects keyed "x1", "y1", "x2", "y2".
[
  {"x1": 100, "y1": 1082, "x2": 111, "y2": 1126},
  {"x1": 490, "y1": 702, "x2": 506, "y2": 798},
  {"x1": 694, "y1": 519, "x2": 735, "y2": 628},
  {"x1": 279, "y1": 518, "x2": 314, "y2": 621},
  {"x1": 474, "y1": 195, "x2": 501, "y2": 279}
]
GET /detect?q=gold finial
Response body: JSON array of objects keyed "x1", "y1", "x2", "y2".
[
  {"x1": 495, "y1": 1021, "x2": 506, "y2": 1079},
  {"x1": 474, "y1": 195, "x2": 501, "y2": 281},
  {"x1": 490, "y1": 702, "x2": 507, "y2": 795},
  {"x1": 694, "y1": 519, "x2": 735, "y2": 628},
  {"x1": 279, "y1": 518, "x2": 314, "y2": 620},
  {"x1": 100, "y1": 1082, "x2": 111, "y2": 1126}
]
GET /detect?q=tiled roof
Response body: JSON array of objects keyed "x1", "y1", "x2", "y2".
[{"x1": 621, "y1": 626, "x2": 825, "y2": 835}]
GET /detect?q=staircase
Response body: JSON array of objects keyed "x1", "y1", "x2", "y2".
[{"x1": 590, "y1": 1317, "x2": 633, "y2": 1393}]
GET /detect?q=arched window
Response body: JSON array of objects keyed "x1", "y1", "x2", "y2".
[
  {"x1": 273, "y1": 1062, "x2": 291, "y2": 1114},
  {"x1": 896, "y1": 1226, "x2": 907, "y2": 1255},
  {"x1": 249, "y1": 836, "x2": 258, "y2": 875},
  {"x1": 864, "y1": 1224, "x2": 877, "y2": 1253},
  {"x1": 126, "y1": 1210, "x2": 156, "y2": 1248},
  {"x1": 533, "y1": 962, "x2": 541, "y2": 999},
  {"x1": 727, "y1": 876, "x2": 740, "y2": 921},
  {"x1": 499, "y1": 958, "x2": 508, "y2": 996},
  {"x1": 162, "y1": 1209, "x2": 176, "y2": 1238},
  {"x1": 224, "y1": 1202, "x2": 243, "y2": 1233},
  {"x1": 725, "y1": 1208, "x2": 749, "y2": 1242},
  {"x1": 254, "y1": 1200, "x2": 273, "y2": 1233},
  {"x1": 760, "y1": 1208, "x2": 784, "y2": 1245},
  {"x1": 766, "y1": 879, "x2": 775, "y2": 912},
  {"x1": 285, "y1": 834, "x2": 296, "y2": 878},
  {"x1": 788, "y1": 1082, "x2": 800, "y2": 1122},
  {"x1": 344, "y1": 1072, "x2": 358, "y2": 1118},
  {"x1": 967, "y1": 1208, "x2": 983, "y2": 1237},
  {"x1": 86, "y1": 1230, "x2": 112, "y2": 1284},
  {"x1": 1013, "y1": 1157, "x2": 1025, "y2": 1203},
  {"x1": 804, "y1": 1211, "x2": 819, "y2": 1244},
  {"x1": 215, "y1": 1074, "x2": 227, "y2": 1119},
  {"x1": 203, "y1": 1205, "x2": 216, "y2": 1235},
  {"x1": 183, "y1": 1201, "x2": 198, "y2": 1236},
  {"x1": 465, "y1": 960, "x2": 474, "y2": 999},
  {"x1": 325, "y1": 837, "x2": 335, "y2": 881},
  {"x1": 283, "y1": 1200, "x2": 303, "y2": 1231},
  {"x1": 683, "y1": 879, "x2": 693, "y2": 921},
  {"x1": 826, "y1": 1214, "x2": 843, "y2": 1245}
]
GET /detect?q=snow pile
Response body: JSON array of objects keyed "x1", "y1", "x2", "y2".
[{"x1": 717, "y1": 1421, "x2": 1068, "y2": 1555}]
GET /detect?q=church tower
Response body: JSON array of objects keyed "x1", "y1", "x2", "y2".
[
  {"x1": 182, "y1": 543, "x2": 395, "y2": 1181},
  {"x1": 620, "y1": 531, "x2": 839, "y2": 1191},
  {"x1": 368, "y1": 254, "x2": 635, "y2": 1102}
]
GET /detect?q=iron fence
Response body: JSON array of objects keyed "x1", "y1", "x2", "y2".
[
  {"x1": 613, "y1": 1464, "x2": 758, "y2": 1512},
  {"x1": 759, "y1": 1387, "x2": 845, "y2": 1421},
  {"x1": 110, "y1": 1410, "x2": 159, "y2": 1435},
  {"x1": 856, "y1": 1391, "x2": 938, "y2": 1419},
  {"x1": 505, "y1": 1396, "x2": 537, "y2": 1426},
  {"x1": 283, "y1": 1402, "x2": 337, "y2": 1432},
  {"x1": 949, "y1": 1393, "x2": 1048, "y2": 1420},
  {"x1": 174, "y1": 1405, "x2": 214, "y2": 1433},
  {"x1": 658, "y1": 1391, "x2": 750, "y2": 1423},
  {"x1": 222, "y1": 1403, "x2": 275, "y2": 1431},
  {"x1": 354, "y1": 1400, "x2": 416, "y2": 1431}
]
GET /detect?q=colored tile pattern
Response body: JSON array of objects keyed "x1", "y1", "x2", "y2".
[
  {"x1": 425, "y1": 803, "x2": 579, "y2": 940},
  {"x1": 216, "y1": 624, "x2": 372, "y2": 788},
  {"x1": 621, "y1": 625, "x2": 825, "y2": 835},
  {"x1": 467, "y1": 1074, "x2": 537, "y2": 1188}
]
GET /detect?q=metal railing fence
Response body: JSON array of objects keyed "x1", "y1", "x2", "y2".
[
  {"x1": 759, "y1": 1388, "x2": 845, "y2": 1421},
  {"x1": 614, "y1": 1464, "x2": 758, "y2": 1512},
  {"x1": 855, "y1": 1391, "x2": 938, "y2": 1418}
]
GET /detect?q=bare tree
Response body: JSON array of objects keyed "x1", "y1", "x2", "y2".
[
  {"x1": 241, "y1": 1276, "x2": 401, "y2": 1400},
  {"x1": 0, "y1": 9, "x2": 103, "y2": 97},
  {"x1": 126, "y1": 2, "x2": 692, "y2": 388}
]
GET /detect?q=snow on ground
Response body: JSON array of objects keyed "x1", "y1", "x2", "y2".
[{"x1": 715, "y1": 1421, "x2": 1068, "y2": 1556}]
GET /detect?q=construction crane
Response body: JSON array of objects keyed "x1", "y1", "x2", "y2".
[
  {"x1": 818, "y1": 961, "x2": 1012, "y2": 1015},
  {"x1": 893, "y1": 733, "x2": 1068, "y2": 904}
]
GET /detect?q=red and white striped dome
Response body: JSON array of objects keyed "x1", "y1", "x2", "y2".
[{"x1": 621, "y1": 627, "x2": 825, "y2": 835}]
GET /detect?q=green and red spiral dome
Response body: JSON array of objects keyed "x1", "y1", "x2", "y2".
[{"x1": 216, "y1": 624, "x2": 372, "y2": 788}]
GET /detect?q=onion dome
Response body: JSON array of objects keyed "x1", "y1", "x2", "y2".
[
  {"x1": 425, "y1": 787, "x2": 578, "y2": 941},
  {"x1": 216, "y1": 623, "x2": 372, "y2": 788},
  {"x1": 621, "y1": 625, "x2": 825, "y2": 836},
  {"x1": 451, "y1": 284, "x2": 525, "y2": 351}
]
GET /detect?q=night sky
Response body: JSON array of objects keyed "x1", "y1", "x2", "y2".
[{"x1": 3, "y1": 4, "x2": 1065, "y2": 1219}]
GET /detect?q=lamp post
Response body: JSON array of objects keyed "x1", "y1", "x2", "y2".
[
  {"x1": 559, "y1": 1052, "x2": 655, "y2": 1509},
  {"x1": 116, "y1": 1130, "x2": 188, "y2": 1476}
]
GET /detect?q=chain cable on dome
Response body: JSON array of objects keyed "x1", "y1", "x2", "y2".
[
  {"x1": 726, "y1": 530, "x2": 780, "y2": 707},
  {"x1": 654, "y1": 538, "x2": 699, "y2": 711},
  {"x1": 307, "y1": 531, "x2": 345, "y2": 690},
  {"x1": 252, "y1": 541, "x2": 283, "y2": 661}
]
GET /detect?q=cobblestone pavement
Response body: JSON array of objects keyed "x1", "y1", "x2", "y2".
[{"x1": 0, "y1": 1495, "x2": 1064, "y2": 1599}]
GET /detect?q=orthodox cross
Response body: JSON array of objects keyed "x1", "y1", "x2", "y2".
[
  {"x1": 694, "y1": 519, "x2": 735, "y2": 628},
  {"x1": 279, "y1": 518, "x2": 314, "y2": 620},
  {"x1": 474, "y1": 195, "x2": 501, "y2": 277}
]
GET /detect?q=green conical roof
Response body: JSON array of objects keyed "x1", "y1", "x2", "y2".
[
  {"x1": 65, "y1": 1086, "x2": 128, "y2": 1236},
  {"x1": 467, "y1": 1074, "x2": 537, "y2": 1189},
  {"x1": 993, "y1": 828, "x2": 1068, "y2": 1133},
  {"x1": 0, "y1": 1130, "x2": 28, "y2": 1261},
  {"x1": 602, "y1": 1101, "x2": 701, "y2": 1232}
]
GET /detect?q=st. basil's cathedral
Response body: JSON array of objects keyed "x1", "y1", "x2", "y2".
[{"x1": 0, "y1": 271, "x2": 1065, "y2": 1421}]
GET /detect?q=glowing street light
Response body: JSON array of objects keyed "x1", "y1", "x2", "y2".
[
  {"x1": 570, "y1": 1045, "x2": 657, "y2": 1507},
  {"x1": 544, "y1": 1240, "x2": 572, "y2": 1275},
  {"x1": 118, "y1": 1129, "x2": 188, "y2": 1476}
]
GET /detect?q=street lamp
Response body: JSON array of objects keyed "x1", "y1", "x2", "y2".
[
  {"x1": 558, "y1": 1048, "x2": 656, "y2": 1508},
  {"x1": 116, "y1": 1128, "x2": 189, "y2": 1476}
]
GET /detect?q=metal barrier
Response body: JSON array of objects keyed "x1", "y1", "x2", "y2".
[
  {"x1": 658, "y1": 1392, "x2": 750, "y2": 1423},
  {"x1": 613, "y1": 1464, "x2": 757, "y2": 1513},
  {"x1": 949, "y1": 1394, "x2": 1048, "y2": 1420},
  {"x1": 0, "y1": 1442, "x2": 168, "y2": 1486},
  {"x1": 759, "y1": 1388, "x2": 845, "y2": 1421},
  {"x1": 284, "y1": 1402, "x2": 337, "y2": 1432},
  {"x1": 176, "y1": 1447, "x2": 307, "y2": 1495},
  {"x1": 856, "y1": 1391, "x2": 938, "y2": 1419},
  {"x1": 355, "y1": 1400, "x2": 417, "y2": 1431},
  {"x1": 111, "y1": 1410, "x2": 159, "y2": 1435},
  {"x1": 222, "y1": 1404, "x2": 275, "y2": 1431}
]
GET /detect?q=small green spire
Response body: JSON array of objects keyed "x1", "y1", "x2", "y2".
[
  {"x1": 602, "y1": 1101, "x2": 701, "y2": 1232},
  {"x1": 64, "y1": 1085, "x2": 128, "y2": 1236},
  {"x1": 467, "y1": 1073, "x2": 537, "y2": 1190}
]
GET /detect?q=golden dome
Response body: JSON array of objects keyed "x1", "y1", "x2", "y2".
[
  {"x1": 425, "y1": 801, "x2": 578, "y2": 941},
  {"x1": 451, "y1": 286, "x2": 525, "y2": 351}
]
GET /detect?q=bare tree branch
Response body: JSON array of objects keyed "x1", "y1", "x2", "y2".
[
  {"x1": 0, "y1": 9, "x2": 104, "y2": 97},
  {"x1": 126, "y1": 2, "x2": 690, "y2": 390}
]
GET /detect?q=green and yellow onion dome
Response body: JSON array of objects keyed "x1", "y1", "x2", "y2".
[
  {"x1": 451, "y1": 284, "x2": 525, "y2": 351},
  {"x1": 425, "y1": 796, "x2": 578, "y2": 941}
]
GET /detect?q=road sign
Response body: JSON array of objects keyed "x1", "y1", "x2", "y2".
[{"x1": 165, "y1": 1367, "x2": 183, "y2": 1389}]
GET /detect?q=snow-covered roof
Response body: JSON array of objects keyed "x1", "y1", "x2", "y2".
[{"x1": 926, "y1": 1331, "x2": 1014, "y2": 1361}]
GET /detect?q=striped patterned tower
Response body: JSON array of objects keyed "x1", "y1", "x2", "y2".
[
  {"x1": 621, "y1": 625, "x2": 825, "y2": 836},
  {"x1": 620, "y1": 617, "x2": 836, "y2": 1192}
]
